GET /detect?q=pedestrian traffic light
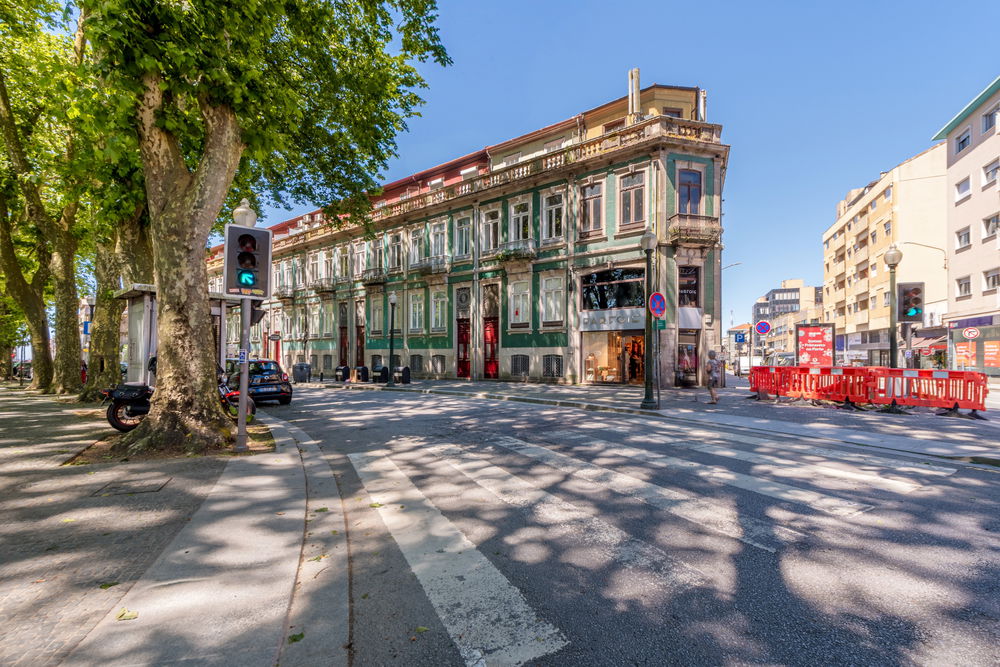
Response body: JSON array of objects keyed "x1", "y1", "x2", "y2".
[
  {"x1": 897, "y1": 282, "x2": 924, "y2": 322},
  {"x1": 223, "y1": 224, "x2": 272, "y2": 300}
]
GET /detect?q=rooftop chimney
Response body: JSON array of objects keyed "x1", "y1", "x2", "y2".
[{"x1": 627, "y1": 68, "x2": 641, "y2": 123}]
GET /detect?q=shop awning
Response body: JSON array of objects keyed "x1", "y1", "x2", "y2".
[{"x1": 911, "y1": 335, "x2": 947, "y2": 350}]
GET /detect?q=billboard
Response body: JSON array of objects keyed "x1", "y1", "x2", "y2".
[{"x1": 795, "y1": 323, "x2": 835, "y2": 367}]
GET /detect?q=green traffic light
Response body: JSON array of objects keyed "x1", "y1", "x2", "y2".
[{"x1": 238, "y1": 269, "x2": 257, "y2": 286}]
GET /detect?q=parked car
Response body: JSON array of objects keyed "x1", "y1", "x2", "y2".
[
  {"x1": 224, "y1": 358, "x2": 293, "y2": 405},
  {"x1": 12, "y1": 361, "x2": 32, "y2": 380}
]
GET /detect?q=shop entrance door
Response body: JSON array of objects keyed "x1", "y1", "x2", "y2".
[
  {"x1": 355, "y1": 325, "x2": 365, "y2": 367},
  {"x1": 338, "y1": 326, "x2": 348, "y2": 366},
  {"x1": 483, "y1": 317, "x2": 499, "y2": 379},
  {"x1": 456, "y1": 319, "x2": 471, "y2": 378},
  {"x1": 624, "y1": 335, "x2": 644, "y2": 385}
]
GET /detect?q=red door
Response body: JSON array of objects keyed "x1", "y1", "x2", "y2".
[
  {"x1": 339, "y1": 326, "x2": 348, "y2": 366},
  {"x1": 355, "y1": 325, "x2": 365, "y2": 367},
  {"x1": 456, "y1": 319, "x2": 470, "y2": 378},
  {"x1": 483, "y1": 317, "x2": 499, "y2": 379}
]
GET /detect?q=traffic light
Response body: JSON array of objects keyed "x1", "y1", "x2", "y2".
[
  {"x1": 223, "y1": 224, "x2": 272, "y2": 300},
  {"x1": 897, "y1": 282, "x2": 924, "y2": 322}
]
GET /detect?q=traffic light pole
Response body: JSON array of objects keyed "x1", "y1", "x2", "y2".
[{"x1": 235, "y1": 298, "x2": 251, "y2": 452}]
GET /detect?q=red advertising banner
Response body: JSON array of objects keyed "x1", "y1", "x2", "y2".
[
  {"x1": 795, "y1": 323, "x2": 835, "y2": 367},
  {"x1": 983, "y1": 340, "x2": 1000, "y2": 368},
  {"x1": 954, "y1": 341, "x2": 976, "y2": 366}
]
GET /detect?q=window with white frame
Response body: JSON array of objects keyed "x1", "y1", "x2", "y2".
[
  {"x1": 410, "y1": 228, "x2": 424, "y2": 264},
  {"x1": 353, "y1": 243, "x2": 364, "y2": 276},
  {"x1": 431, "y1": 222, "x2": 446, "y2": 257},
  {"x1": 882, "y1": 292, "x2": 890, "y2": 307},
  {"x1": 679, "y1": 169, "x2": 702, "y2": 214},
  {"x1": 309, "y1": 305, "x2": 319, "y2": 334},
  {"x1": 957, "y1": 276, "x2": 971, "y2": 297},
  {"x1": 509, "y1": 280, "x2": 530, "y2": 327},
  {"x1": 482, "y1": 209, "x2": 500, "y2": 252},
  {"x1": 870, "y1": 230, "x2": 877, "y2": 244},
  {"x1": 371, "y1": 299, "x2": 383, "y2": 333},
  {"x1": 619, "y1": 171, "x2": 645, "y2": 226},
  {"x1": 308, "y1": 253, "x2": 319, "y2": 282},
  {"x1": 984, "y1": 159, "x2": 999, "y2": 186},
  {"x1": 983, "y1": 105, "x2": 998, "y2": 133},
  {"x1": 580, "y1": 183, "x2": 603, "y2": 234},
  {"x1": 541, "y1": 276, "x2": 565, "y2": 324},
  {"x1": 323, "y1": 301, "x2": 333, "y2": 333},
  {"x1": 408, "y1": 292, "x2": 424, "y2": 331},
  {"x1": 510, "y1": 200, "x2": 531, "y2": 242},
  {"x1": 956, "y1": 226, "x2": 971, "y2": 249},
  {"x1": 283, "y1": 312, "x2": 292, "y2": 336},
  {"x1": 985, "y1": 213, "x2": 999, "y2": 238},
  {"x1": 372, "y1": 237, "x2": 384, "y2": 270},
  {"x1": 985, "y1": 268, "x2": 1000, "y2": 291},
  {"x1": 431, "y1": 291, "x2": 447, "y2": 330},
  {"x1": 455, "y1": 216, "x2": 471, "y2": 256},
  {"x1": 337, "y1": 247, "x2": 348, "y2": 277},
  {"x1": 282, "y1": 260, "x2": 291, "y2": 288},
  {"x1": 389, "y1": 233, "x2": 402, "y2": 269},
  {"x1": 542, "y1": 193, "x2": 564, "y2": 241},
  {"x1": 956, "y1": 128, "x2": 971, "y2": 153},
  {"x1": 323, "y1": 250, "x2": 333, "y2": 278},
  {"x1": 883, "y1": 220, "x2": 891, "y2": 235},
  {"x1": 869, "y1": 199, "x2": 877, "y2": 211},
  {"x1": 884, "y1": 186, "x2": 892, "y2": 201}
]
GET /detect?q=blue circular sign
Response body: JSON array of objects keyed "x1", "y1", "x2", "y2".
[
  {"x1": 648, "y1": 292, "x2": 667, "y2": 318},
  {"x1": 755, "y1": 321, "x2": 771, "y2": 335}
]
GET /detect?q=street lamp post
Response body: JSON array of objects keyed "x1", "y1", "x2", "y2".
[
  {"x1": 387, "y1": 292, "x2": 397, "y2": 387},
  {"x1": 884, "y1": 244, "x2": 903, "y2": 369},
  {"x1": 640, "y1": 229, "x2": 657, "y2": 410}
]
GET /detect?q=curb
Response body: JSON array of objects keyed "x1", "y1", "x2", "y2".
[{"x1": 324, "y1": 383, "x2": 1000, "y2": 469}]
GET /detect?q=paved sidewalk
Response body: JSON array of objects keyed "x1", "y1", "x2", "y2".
[{"x1": 326, "y1": 375, "x2": 1000, "y2": 464}]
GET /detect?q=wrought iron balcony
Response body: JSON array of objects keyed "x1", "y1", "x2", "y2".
[
  {"x1": 411, "y1": 255, "x2": 449, "y2": 274},
  {"x1": 496, "y1": 238, "x2": 537, "y2": 261},
  {"x1": 666, "y1": 214, "x2": 722, "y2": 246},
  {"x1": 307, "y1": 276, "x2": 337, "y2": 293},
  {"x1": 273, "y1": 286, "x2": 295, "y2": 301},
  {"x1": 361, "y1": 268, "x2": 387, "y2": 285}
]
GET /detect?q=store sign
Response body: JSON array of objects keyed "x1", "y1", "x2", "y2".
[
  {"x1": 954, "y1": 341, "x2": 976, "y2": 366},
  {"x1": 579, "y1": 307, "x2": 645, "y2": 332},
  {"x1": 795, "y1": 323, "x2": 835, "y2": 367},
  {"x1": 984, "y1": 340, "x2": 1000, "y2": 368}
]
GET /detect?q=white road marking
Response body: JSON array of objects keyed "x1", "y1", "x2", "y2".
[
  {"x1": 550, "y1": 431, "x2": 922, "y2": 494},
  {"x1": 422, "y1": 444, "x2": 706, "y2": 593},
  {"x1": 487, "y1": 437, "x2": 805, "y2": 553},
  {"x1": 349, "y1": 451, "x2": 567, "y2": 667}
]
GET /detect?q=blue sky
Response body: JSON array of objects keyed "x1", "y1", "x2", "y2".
[{"x1": 262, "y1": 0, "x2": 1000, "y2": 326}]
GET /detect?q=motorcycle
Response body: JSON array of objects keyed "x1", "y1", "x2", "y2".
[{"x1": 101, "y1": 364, "x2": 256, "y2": 433}]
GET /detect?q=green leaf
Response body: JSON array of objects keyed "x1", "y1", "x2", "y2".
[
  {"x1": 415, "y1": 626, "x2": 428, "y2": 633},
  {"x1": 287, "y1": 632, "x2": 304, "y2": 644},
  {"x1": 99, "y1": 582, "x2": 119, "y2": 589},
  {"x1": 115, "y1": 607, "x2": 138, "y2": 621},
  {"x1": 314, "y1": 507, "x2": 329, "y2": 512}
]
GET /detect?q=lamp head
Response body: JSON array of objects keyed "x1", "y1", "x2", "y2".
[
  {"x1": 388, "y1": 292, "x2": 397, "y2": 306},
  {"x1": 884, "y1": 244, "x2": 903, "y2": 269},
  {"x1": 233, "y1": 198, "x2": 258, "y2": 228},
  {"x1": 640, "y1": 228, "x2": 656, "y2": 252}
]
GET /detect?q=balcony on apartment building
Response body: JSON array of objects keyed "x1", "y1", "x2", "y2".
[
  {"x1": 496, "y1": 238, "x2": 538, "y2": 261},
  {"x1": 666, "y1": 214, "x2": 721, "y2": 246},
  {"x1": 410, "y1": 254, "x2": 451, "y2": 274},
  {"x1": 307, "y1": 276, "x2": 337, "y2": 294},
  {"x1": 273, "y1": 285, "x2": 295, "y2": 302},
  {"x1": 361, "y1": 268, "x2": 387, "y2": 285},
  {"x1": 851, "y1": 278, "x2": 869, "y2": 296},
  {"x1": 852, "y1": 244, "x2": 869, "y2": 262}
]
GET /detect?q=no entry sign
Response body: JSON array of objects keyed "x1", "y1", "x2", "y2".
[
  {"x1": 755, "y1": 320, "x2": 771, "y2": 336},
  {"x1": 648, "y1": 292, "x2": 666, "y2": 318},
  {"x1": 963, "y1": 327, "x2": 981, "y2": 339}
]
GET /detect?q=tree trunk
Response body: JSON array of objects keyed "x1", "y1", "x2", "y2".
[
  {"x1": 26, "y1": 315, "x2": 53, "y2": 391},
  {"x1": 115, "y1": 78, "x2": 244, "y2": 455},
  {"x1": 79, "y1": 237, "x2": 123, "y2": 401},
  {"x1": 49, "y1": 211, "x2": 82, "y2": 394},
  {"x1": 118, "y1": 206, "x2": 153, "y2": 284}
]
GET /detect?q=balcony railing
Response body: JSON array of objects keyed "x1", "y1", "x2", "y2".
[
  {"x1": 361, "y1": 268, "x2": 387, "y2": 285},
  {"x1": 666, "y1": 214, "x2": 721, "y2": 246},
  {"x1": 495, "y1": 238, "x2": 537, "y2": 261},
  {"x1": 411, "y1": 255, "x2": 450, "y2": 274},
  {"x1": 307, "y1": 276, "x2": 337, "y2": 293},
  {"x1": 273, "y1": 286, "x2": 295, "y2": 301}
]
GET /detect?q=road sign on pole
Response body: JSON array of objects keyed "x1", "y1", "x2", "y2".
[
  {"x1": 648, "y1": 292, "x2": 667, "y2": 318},
  {"x1": 654, "y1": 319, "x2": 666, "y2": 330},
  {"x1": 734, "y1": 332, "x2": 746, "y2": 344},
  {"x1": 963, "y1": 327, "x2": 980, "y2": 339},
  {"x1": 755, "y1": 320, "x2": 771, "y2": 336}
]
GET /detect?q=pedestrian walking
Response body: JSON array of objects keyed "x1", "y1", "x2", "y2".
[{"x1": 706, "y1": 349, "x2": 721, "y2": 404}]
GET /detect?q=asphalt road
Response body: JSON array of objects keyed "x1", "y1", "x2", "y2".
[{"x1": 267, "y1": 387, "x2": 1000, "y2": 666}]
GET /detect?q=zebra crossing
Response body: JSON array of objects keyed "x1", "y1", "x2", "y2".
[{"x1": 349, "y1": 430, "x2": 956, "y2": 666}]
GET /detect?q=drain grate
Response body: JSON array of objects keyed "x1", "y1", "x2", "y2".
[{"x1": 93, "y1": 477, "x2": 171, "y2": 496}]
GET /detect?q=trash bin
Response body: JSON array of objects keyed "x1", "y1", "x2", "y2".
[
  {"x1": 374, "y1": 365, "x2": 388, "y2": 383},
  {"x1": 335, "y1": 366, "x2": 349, "y2": 382},
  {"x1": 355, "y1": 366, "x2": 369, "y2": 382},
  {"x1": 393, "y1": 366, "x2": 411, "y2": 384},
  {"x1": 292, "y1": 363, "x2": 311, "y2": 383}
]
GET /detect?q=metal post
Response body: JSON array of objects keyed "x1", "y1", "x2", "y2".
[
  {"x1": 18, "y1": 340, "x2": 24, "y2": 387},
  {"x1": 387, "y1": 301, "x2": 396, "y2": 387},
  {"x1": 888, "y1": 266, "x2": 898, "y2": 369},
  {"x1": 640, "y1": 246, "x2": 656, "y2": 410},
  {"x1": 235, "y1": 298, "x2": 251, "y2": 452}
]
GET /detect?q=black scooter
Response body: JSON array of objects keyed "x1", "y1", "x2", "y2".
[{"x1": 101, "y1": 359, "x2": 256, "y2": 433}]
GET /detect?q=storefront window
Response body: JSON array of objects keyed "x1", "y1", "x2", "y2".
[
  {"x1": 582, "y1": 331, "x2": 644, "y2": 385},
  {"x1": 580, "y1": 268, "x2": 644, "y2": 310},
  {"x1": 679, "y1": 266, "x2": 700, "y2": 307}
]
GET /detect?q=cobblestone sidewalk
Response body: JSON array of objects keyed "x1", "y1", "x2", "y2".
[{"x1": 0, "y1": 389, "x2": 226, "y2": 666}]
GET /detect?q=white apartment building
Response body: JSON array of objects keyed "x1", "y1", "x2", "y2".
[{"x1": 933, "y1": 74, "x2": 1000, "y2": 378}]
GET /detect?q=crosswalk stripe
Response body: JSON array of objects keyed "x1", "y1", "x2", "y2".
[
  {"x1": 486, "y1": 436, "x2": 805, "y2": 553},
  {"x1": 420, "y1": 444, "x2": 706, "y2": 593},
  {"x1": 550, "y1": 431, "x2": 922, "y2": 494},
  {"x1": 349, "y1": 451, "x2": 567, "y2": 667}
]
